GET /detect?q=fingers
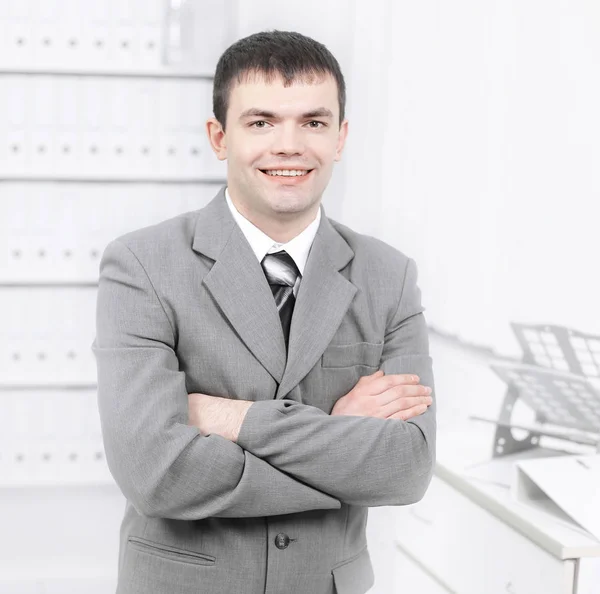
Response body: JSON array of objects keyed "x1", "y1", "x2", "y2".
[
  {"x1": 357, "y1": 370, "x2": 432, "y2": 421},
  {"x1": 379, "y1": 394, "x2": 432, "y2": 419},
  {"x1": 375, "y1": 383, "x2": 432, "y2": 407},
  {"x1": 387, "y1": 403, "x2": 429, "y2": 421},
  {"x1": 363, "y1": 370, "x2": 419, "y2": 384},
  {"x1": 392, "y1": 395, "x2": 433, "y2": 410},
  {"x1": 367, "y1": 371, "x2": 422, "y2": 392}
]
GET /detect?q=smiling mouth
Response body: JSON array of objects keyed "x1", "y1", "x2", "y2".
[{"x1": 259, "y1": 169, "x2": 314, "y2": 177}]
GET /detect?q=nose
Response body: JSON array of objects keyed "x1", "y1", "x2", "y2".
[{"x1": 271, "y1": 122, "x2": 305, "y2": 156}]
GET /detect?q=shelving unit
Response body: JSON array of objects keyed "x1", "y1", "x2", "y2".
[{"x1": 0, "y1": 2, "x2": 234, "y2": 590}]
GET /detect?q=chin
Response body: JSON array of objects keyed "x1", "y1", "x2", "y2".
[
  {"x1": 270, "y1": 202, "x2": 305, "y2": 214},
  {"x1": 262, "y1": 194, "x2": 303, "y2": 209}
]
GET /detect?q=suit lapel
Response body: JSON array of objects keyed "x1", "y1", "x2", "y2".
[
  {"x1": 192, "y1": 186, "x2": 357, "y2": 399},
  {"x1": 276, "y1": 215, "x2": 357, "y2": 398}
]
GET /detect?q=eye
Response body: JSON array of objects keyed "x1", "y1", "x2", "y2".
[
  {"x1": 307, "y1": 121, "x2": 326, "y2": 128},
  {"x1": 250, "y1": 120, "x2": 269, "y2": 128}
]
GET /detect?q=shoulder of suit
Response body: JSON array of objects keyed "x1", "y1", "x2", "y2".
[
  {"x1": 110, "y1": 208, "x2": 200, "y2": 255},
  {"x1": 108, "y1": 210, "x2": 414, "y2": 274},
  {"x1": 327, "y1": 216, "x2": 413, "y2": 270}
]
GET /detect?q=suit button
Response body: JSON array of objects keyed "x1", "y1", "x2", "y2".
[{"x1": 274, "y1": 533, "x2": 290, "y2": 549}]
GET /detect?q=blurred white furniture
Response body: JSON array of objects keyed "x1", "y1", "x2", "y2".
[{"x1": 394, "y1": 424, "x2": 600, "y2": 594}]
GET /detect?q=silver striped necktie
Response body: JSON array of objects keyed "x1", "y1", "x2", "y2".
[{"x1": 260, "y1": 250, "x2": 301, "y2": 352}]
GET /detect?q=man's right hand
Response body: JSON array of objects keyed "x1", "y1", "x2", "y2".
[{"x1": 330, "y1": 370, "x2": 432, "y2": 421}]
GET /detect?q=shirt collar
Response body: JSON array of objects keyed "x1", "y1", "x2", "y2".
[{"x1": 225, "y1": 186, "x2": 321, "y2": 276}]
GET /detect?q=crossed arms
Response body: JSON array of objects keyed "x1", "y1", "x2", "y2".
[{"x1": 92, "y1": 239, "x2": 436, "y2": 520}]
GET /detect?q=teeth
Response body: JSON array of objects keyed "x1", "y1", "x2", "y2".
[{"x1": 264, "y1": 169, "x2": 309, "y2": 177}]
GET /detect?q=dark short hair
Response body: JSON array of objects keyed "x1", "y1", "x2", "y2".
[{"x1": 213, "y1": 30, "x2": 346, "y2": 131}]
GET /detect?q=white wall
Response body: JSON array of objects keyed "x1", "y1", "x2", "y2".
[{"x1": 376, "y1": 0, "x2": 599, "y2": 356}]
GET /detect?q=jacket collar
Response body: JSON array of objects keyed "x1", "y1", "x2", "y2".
[{"x1": 192, "y1": 185, "x2": 357, "y2": 399}]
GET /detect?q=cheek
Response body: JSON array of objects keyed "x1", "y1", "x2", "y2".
[
  {"x1": 238, "y1": 145, "x2": 268, "y2": 169},
  {"x1": 311, "y1": 137, "x2": 340, "y2": 161},
  {"x1": 226, "y1": 133, "x2": 263, "y2": 163}
]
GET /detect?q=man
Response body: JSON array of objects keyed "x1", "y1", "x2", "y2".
[{"x1": 92, "y1": 30, "x2": 436, "y2": 594}]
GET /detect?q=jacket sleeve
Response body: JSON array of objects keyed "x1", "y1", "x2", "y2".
[
  {"x1": 235, "y1": 256, "x2": 436, "y2": 507},
  {"x1": 92, "y1": 239, "x2": 341, "y2": 520}
]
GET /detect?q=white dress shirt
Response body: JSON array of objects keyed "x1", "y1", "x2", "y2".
[{"x1": 225, "y1": 186, "x2": 321, "y2": 278}]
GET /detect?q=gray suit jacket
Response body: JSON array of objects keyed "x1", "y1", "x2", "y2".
[{"x1": 92, "y1": 185, "x2": 436, "y2": 594}]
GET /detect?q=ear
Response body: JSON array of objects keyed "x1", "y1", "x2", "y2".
[
  {"x1": 334, "y1": 119, "x2": 349, "y2": 162},
  {"x1": 206, "y1": 117, "x2": 227, "y2": 160}
]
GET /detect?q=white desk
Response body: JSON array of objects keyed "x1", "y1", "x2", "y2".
[{"x1": 393, "y1": 423, "x2": 600, "y2": 594}]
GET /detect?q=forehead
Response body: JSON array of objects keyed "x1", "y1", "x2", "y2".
[{"x1": 228, "y1": 70, "x2": 339, "y2": 117}]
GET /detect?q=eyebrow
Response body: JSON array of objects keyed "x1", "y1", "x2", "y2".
[{"x1": 239, "y1": 107, "x2": 334, "y2": 120}]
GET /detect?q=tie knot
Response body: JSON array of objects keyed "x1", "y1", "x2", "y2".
[{"x1": 261, "y1": 250, "x2": 300, "y2": 288}]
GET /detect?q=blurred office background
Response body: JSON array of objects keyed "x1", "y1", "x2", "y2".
[{"x1": 1, "y1": 0, "x2": 599, "y2": 592}]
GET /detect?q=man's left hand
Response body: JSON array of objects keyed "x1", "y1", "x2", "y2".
[{"x1": 187, "y1": 393, "x2": 253, "y2": 442}]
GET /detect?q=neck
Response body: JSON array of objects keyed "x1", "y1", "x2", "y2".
[{"x1": 229, "y1": 192, "x2": 319, "y2": 244}]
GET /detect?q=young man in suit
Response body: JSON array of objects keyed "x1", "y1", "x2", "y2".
[{"x1": 93, "y1": 30, "x2": 435, "y2": 594}]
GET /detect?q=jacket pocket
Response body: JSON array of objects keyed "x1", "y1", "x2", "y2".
[
  {"x1": 127, "y1": 536, "x2": 216, "y2": 566},
  {"x1": 321, "y1": 341, "x2": 384, "y2": 369},
  {"x1": 331, "y1": 545, "x2": 375, "y2": 594}
]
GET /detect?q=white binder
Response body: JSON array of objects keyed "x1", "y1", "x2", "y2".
[{"x1": 513, "y1": 454, "x2": 600, "y2": 541}]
